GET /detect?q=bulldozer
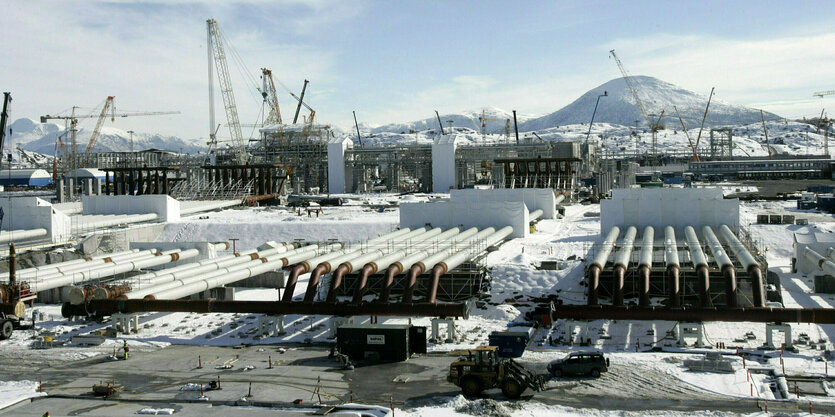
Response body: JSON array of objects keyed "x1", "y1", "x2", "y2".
[{"x1": 447, "y1": 346, "x2": 545, "y2": 399}]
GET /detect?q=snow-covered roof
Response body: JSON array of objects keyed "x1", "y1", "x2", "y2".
[
  {"x1": 67, "y1": 168, "x2": 106, "y2": 178},
  {"x1": 1, "y1": 168, "x2": 51, "y2": 179},
  {"x1": 434, "y1": 134, "x2": 461, "y2": 145},
  {"x1": 793, "y1": 231, "x2": 835, "y2": 244}
]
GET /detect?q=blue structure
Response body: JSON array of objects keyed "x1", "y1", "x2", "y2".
[
  {"x1": 0, "y1": 169, "x2": 53, "y2": 187},
  {"x1": 488, "y1": 330, "x2": 531, "y2": 358}
]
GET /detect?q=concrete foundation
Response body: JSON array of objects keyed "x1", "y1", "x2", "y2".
[
  {"x1": 430, "y1": 317, "x2": 456, "y2": 343},
  {"x1": 112, "y1": 313, "x2": 141, "y2": 334},
  {"x1": 765, "y1": 323, "x2": 793, "y2": 350},
  {"x1": 677, "y1": 322, "x2": 707, "y2": 348}
]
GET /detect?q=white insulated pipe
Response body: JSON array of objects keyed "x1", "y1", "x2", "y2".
[
  {"x1": 413, "y1": 228, "x2": 496, "y2": 273},
  {"x1": 827, "y1": 247, "x2": 835, "y2": 261},
  {"x1": 555, "y1": 194, "x2": 566, "y2": 205},
  {"x1": 639, "y1": 226, "x2": 654, "y2": 268},
  {"x1": 147, "y1": 244, "x2": 343, "y2": 300},
  {"x1": 529, "y1": 209, "x2": 544, "y2": 222},
  {"x1": 664, "y1": 226, "x2": 680, "y2": 268},
  {"x1": 29, "y1": 248, "x2": 200, "y2": 293},
  {"x1": 71, "y1": 213, "x2": 159, "y2": 231},
  {"x1": 315, "y1": 228, "x2": 426, "y2": 273},
  {"x1": 718, "y1": 225, "x2": 759, "y2": 270},
  {"x1": 297, "y1": 228, "x2": 415, "y2": 272},
  {"x1": 684, "y1": 226, "x2": 708, "y2": 268},
  {"x1": 591, "y1": 226, "x2": 620, "y2": 269},
  {"x1": 340, "y1": 228, "x2": 437, "y2": 273},
  {"x1": 433, "y1": 226, "x2": 513, "y2": 273},
  {"x1": 393, "y1": 227, "x2": 479, "y2": 275},
  {"x1": 702, "y1": 226, "x2": 733, "y2": 269},
  {"x1": 1, "y1": 249, "x2": 142, "y2": 281},
  {"x1": 21, "y1": 249, "x2": 163, "y2": 282},
  {"x1": 614, "y1": 226, "x2": 638, "y2": 268},
  {"x1": 180, "y1": 200, "x2": 241, "y2": 215},
  {"x1": 367, "y1": 227, "x2": 459, "y2": 273},
  {"x1": 0, "y1": 228, "x2": 48, "y2": 243},
  {"x1": 804, "y1": 247, "x2": 835, "y2": 277}
]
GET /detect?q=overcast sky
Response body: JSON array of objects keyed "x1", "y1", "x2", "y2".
[{"x1": 3, "y1": 0, "x2": 835, "y2": 141}]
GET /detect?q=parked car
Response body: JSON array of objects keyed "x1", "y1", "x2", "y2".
[{"x1": 547, "y1": 351, "x2": 609, "y2": 378}]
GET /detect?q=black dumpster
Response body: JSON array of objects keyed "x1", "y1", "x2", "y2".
[
  {"x1": 488, "y1": 331, "x2": 530, "y2": 358},
  {"x1": 337, "y1": 324, "x2": 415, "y2": 362}
]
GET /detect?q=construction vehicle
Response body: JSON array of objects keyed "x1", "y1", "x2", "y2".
[
  {"x1": 447, "y1": 345, "x2": 545, "y2": 399},
  {"x1": 0, "y1": 244, "x2": 34, "y2": 340}
]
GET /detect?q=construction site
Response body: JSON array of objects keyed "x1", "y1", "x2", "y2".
[{"x1": 2, "y1": 7, "x2": 835, "y2": 417}]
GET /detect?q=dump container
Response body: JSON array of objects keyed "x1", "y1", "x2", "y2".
[
  {"x1": 757, "y1": 214, "x2": 770, "y2": 224},
  {"x1": 796, "y1": 218, "x2": 809, "y2": 225},
  {"x1": 781, "y1": 215, "x2": 795, "y2": 224},
  {"x1": 769, "y1": 215, "x2": 783, "y2": 224},
  {"x1": 488, "y1": 331, "x2": 530, "y2": 358},
  {"x1": 337, "y1": 324, "x2": 413, "y2": 362}
]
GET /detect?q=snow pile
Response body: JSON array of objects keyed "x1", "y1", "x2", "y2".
[
  {"x1": 137, "y1": 408, "x2": 175, "y2": 415},
  {"x1": 0, "y1": 380, "x2": 46, "y2": 410},
  {"x1": 475, "y1": 304, "x2": 521, "y2": 322},
  {"x1": 179, "y1": 383, "x2": 204, "y2": 391}
]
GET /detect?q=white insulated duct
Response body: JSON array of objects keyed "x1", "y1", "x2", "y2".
[
  {"x1": 0, "y1": 228, "x2": 48, "y2": 243},
  {"x1": 614, "y1": 226, "x2": 638, "y2": 268},
  {"x1": 591, "y1": 226, "x2": 620, "y2": 269},
  {"x1": 718, "y1": 225, "x2": 759, "y2": 270},
  {"x1": 664, "y1": 226, "x2": 680, "y2": 268},
  {"x1": 392, "y1": 227, "x2": 479, "y2": 275},
  {"x1": 555, "y1": 194, "x2": 566, "y2": 205},
  {"x1": 639, "y1": 226, "x2": 654, "y2": 268},
  {"x1": 339, "y1": 228, "x2": 436, "y2": 273},
  {"x1": 180, "y1": 200, "x2": 241, "y2": 215},
  {"x1": 804, "y1": 247, "x2": 835, "y2": 277},
  {"x1": 29, "y1": 248, "x2": 200, "y2": 293},
  {"x1": 1, "y1": 249, "x2": 141, "y2": 281},
  {"x1": 702, "y1": 226, "x2": 733, "y2": 269},
  {"x1": 684, "y1": 226, "x2": 708, "y2": 268},
  {"x1": 529, "y1": 209, "x2": 544, "y2": 222},
  {"x1": 433, "y1": 226, "x2": 513, "y2": 273},
  {"x1": 365, "y1": 227, "x2": 459, "y2": 274},
  {"x1": 25, "y1": 249, "x2": 164, "y2": 282},
  {"x1": 412, "y1": 228, "x2": 495, "y2": 275},
  {"x1": 70, "y1": 213, "x2": 159, "y2": 231}
]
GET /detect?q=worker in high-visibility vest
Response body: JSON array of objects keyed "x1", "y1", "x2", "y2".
[{"x1": 122, "y1": 340, "x2": 130, "y2": 359}]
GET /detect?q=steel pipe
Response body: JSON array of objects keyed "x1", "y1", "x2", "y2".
[
  {"x1": 60, "y1": 299, "x2": 469, "y2": 319},
  {"x1": 549, "y1": 304, "x2": 835, "y2": 324},
  {"x1": 664, "y1": 226, "x2": 681, "y2": 308},
  {"x1": 529, "y1": 209, "x2": 544, "y2": 222},
  {"x1": 612, "y1": 226, "x2": 637, "y2": 306},
  {"x1": 0, "y1": 249, "x2": 141, "y2": 281},
  {"x1": 719, "y1": 225, "x2": 765, "y2": 307},
  {"x1": 28, "y1": 248, "x2": 165, "y2": 284},
  {"x1": 588, "y1": 226, "x2": 620, "y2": 306},
  {"x1": 0, "y1": 228, "x2": 48, "y2": 243}
]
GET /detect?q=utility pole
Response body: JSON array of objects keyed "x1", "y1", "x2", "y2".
[{"x1": 512, "y1": 110, "x2": 519, "y2": 145}]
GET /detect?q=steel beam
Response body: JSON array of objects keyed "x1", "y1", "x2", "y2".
[{"x1": 551, "y1": 304, "x2": 835, "y2": 323}]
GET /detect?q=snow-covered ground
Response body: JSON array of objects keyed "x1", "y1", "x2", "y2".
[
  {"x1": 0, "y1": 380, "x2": 45, "y2": 410},
  {"x1": 4, "y1": 193, "x2": 835, "y2": 413}
]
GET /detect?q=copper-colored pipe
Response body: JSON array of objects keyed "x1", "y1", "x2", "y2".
[
  {"x1": 667, "y1": 265, "x2": 680, "y2": 308},
  {"x1": 352, "y1": 264, "x2": 377, "y2": 304},
  {"x1": 612, "y1": 266, "x2": 625, "y2": 306},
  {"x1": 92, "y1": 285, "x2": 131, "y2": 301},
  {"x1": 427, "y1": 264, "x2": 448, "y2": 304},
  {"x1": 723, "y1": 265, "x2": 737, "y2": 307},
  {"x1": 61, "y1": 299, "x2": 469, "y2": 319},
  {"x1": 588, "y1": 265, "x2": 601, "y2": 306},
  {"x1": 303, "y1": 264, "x2": 329, "y2": 302},
  {"x1": 379, "y1": 263, "x2": 402, "y2": 303},
  {"x1": 403, "y1": 263, "x2": 425, "y2": 303},
  {"x1": 283, "y1": 264, "x2": 307, "y2": 302},
  {"x1": 749, "y1": 265, "x2": 766, "y2": 307},
  {"x1": 697, "y1": 265, "x2": 710, "y2": 307},
  {"x1": 638, "y1": 265, "x2": 651, "y2": 307},
  {"x1": 326, "y1": 264, "x2": 350, "y2": 303}
]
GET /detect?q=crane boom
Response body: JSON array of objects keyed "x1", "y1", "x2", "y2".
[
  {"x1": 207, "y1": 18, "x2": 246, "y2": 163},
  {"x1": 85, "y1": 96, "x2": 115, "y2": 152},
  {"x1": 610, "y1": 49, "x2": 650, "y2": 127},
  {"x1": 293, "y1": 80, "x2": 309, "y2": 124},
  {"x1": 261, "y1": 68, "x2": 282, "y2": 126},
  {"x1": 814, "y1": 90, "x2": 835, "y2": 98}
]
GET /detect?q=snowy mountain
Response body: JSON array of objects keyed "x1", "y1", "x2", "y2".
[
  {"x1": 365, "y1": 107, "x2": 535, "y2": 135},
  {"x1": 6, "y1": 118, "x2": 207, "y2": 155},
  {"x1": 519, "y1": 76, "x2": 780, "y2": 132}
]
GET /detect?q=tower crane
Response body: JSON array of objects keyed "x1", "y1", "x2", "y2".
[
  {"x1": 478, "y1": 109, "x2": 498, "y2": 142},
  {"x1": 207, "y1": 18, "x2": 246, "y2": 164},
  {"x1": 814, "y1": 90, "x2": 835, "y2": 98},
  {"x1": 260, "y1": 68, "x2": 282, "y2": 126},
  {"x1": 40, "y1": 97, "x2": 180, "y2": 153},
  {"x1": 610, "y1": 49, "x2": 661, "y2": 131}
]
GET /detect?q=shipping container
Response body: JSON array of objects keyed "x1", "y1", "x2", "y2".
[
  {"x1": 757, "y1": 214, "x2": 770, "y2": 224},
  {"x1": 337, "y1": 324, "x2": 422, "y2": 362}
]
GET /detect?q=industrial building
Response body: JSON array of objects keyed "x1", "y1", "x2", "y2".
[{"x1": 0, "y1": 169, "x2": 52, "y2": 187}]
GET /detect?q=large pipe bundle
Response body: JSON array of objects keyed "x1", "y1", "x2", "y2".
[
  {"x1": 427, "y1": 226, "x2": 514, "y2": 303},
  {"x1": 301, "y1": 228, "x2": 417, "y2": 302},
  {"x1": 703, "y1": 226, "x2": 736, "y2": 307},
  {"x1": 381, "y1": 227, "x2": 479, "y2": 303},
  {"x1": 612, "y1": 226, "x2": 637, "y2": 306},
  {"x1": 684, "y1": 226, "x2": 710, "y2": 307},
  {"x1": 549, "y1": 304, "x2": 835, "y2": 324},
  {"x1": 719, "y1": 225, "x2": 766, "y2": 307},
  {"x1": 588, "y1": 226, "x2": 620, "y2": 305}
]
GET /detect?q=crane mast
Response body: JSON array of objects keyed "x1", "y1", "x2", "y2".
[
  {"x1": 610, "y1": 49, "x2": 651, "y2": 128},
  {"x1": 261, "y1": 68, "x2": 282, "y2": 126},
  {"x1": 207, "y1": 18, "x2": 246, "y2": 164},
  {"x1": 85, "y1": 96, "x2": 115, "y2": 152}
]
